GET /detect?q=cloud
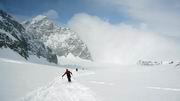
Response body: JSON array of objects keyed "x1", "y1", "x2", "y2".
[
  {"x1": 87, "y1": 0, "x2": 180, "y2": 37},
  {"x1": 43, "y1": 9, "x2": 59, "y2": 20},
  {"x1": 68, "y1": 13, "x2": 180, "y2": 64}
]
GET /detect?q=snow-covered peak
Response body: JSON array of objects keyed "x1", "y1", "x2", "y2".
[
  {"x1": 23, "y1": 15, "x2": 92, "y2": 60},
  {"x1": 0, "y1": 10, "x2": 58, "y2": 64},
  {"x1": 31, "y1": 15, "x2": 48, "y2": 24}
]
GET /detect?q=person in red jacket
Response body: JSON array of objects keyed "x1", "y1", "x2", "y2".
[{"x1": 62, "y1": 69, "x2": 73, "y2": 82}]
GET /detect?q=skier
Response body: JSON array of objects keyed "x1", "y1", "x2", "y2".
[
  {"x1": 76, "y1": 68, "x2": 78, "y2": 72},
  {"x1": 62, "y1": 69, "x2": 73, "y2": 82}
]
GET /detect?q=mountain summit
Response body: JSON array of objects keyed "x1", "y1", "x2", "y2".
[
  {"x1": 0, "y1": 10, "x2": 58, "y2": 64},
  {"x1": 23, "y1": 15, "x2": 92, "y2": 60}
]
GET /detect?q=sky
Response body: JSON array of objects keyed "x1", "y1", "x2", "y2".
[
  {"x1": 0, "y1": 0, "x2": 180, "y2": 64},
  {"x1": 0, "y1": 0, "x2": 133, "y2": 24}
]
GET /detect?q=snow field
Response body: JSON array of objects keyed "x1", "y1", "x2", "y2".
[
  {"x1": 0, "y1": 49, "x2": 180, "y2": 101},
  {"x1": 20, "y1": 77, "x2": 97, "y2": 101}
]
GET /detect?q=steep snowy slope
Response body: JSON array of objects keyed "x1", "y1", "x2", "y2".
[
  {"x1": 22, "y1": 15, "x2": 92, "y2": 60},
  {"x1": 0, "y1": 10, "x2": 57, "y2": 64}
]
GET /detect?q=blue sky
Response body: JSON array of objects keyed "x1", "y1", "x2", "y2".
[{"x1": 0, "y1": 0, "x2": 134, "y2": 24}]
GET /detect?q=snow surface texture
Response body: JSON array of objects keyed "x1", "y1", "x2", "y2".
[
  {"x1": 0, "y1": 57, "x2": 63, "y2": 101},
  {"x1": 19, "y1": 77, "x2": 97, "y2": 101}
]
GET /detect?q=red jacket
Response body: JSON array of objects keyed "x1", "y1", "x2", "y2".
[{"x1": 62, "y1": 70, "x2": 72, "y2": 77}]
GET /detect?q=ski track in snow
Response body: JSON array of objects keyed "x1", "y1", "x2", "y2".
[
  {"x1": 147, "y1": 86, "x2": 180, "y2": 92},
  {"x1": 19, "y1": 76, "x2": 98, "y2": 101}
]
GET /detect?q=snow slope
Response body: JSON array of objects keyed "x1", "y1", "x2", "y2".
[
  {"x1": 0, "y1": 58, "x2": 62, "y2": 101},
  {"x1": 0, "y1": 48, "x2": 56, "y2": 65},
  {"x1": 0, "y1": 48, "x2": 99, "y2": 101},
  {"x1": 0, "y1": 48, "x2": 26, "y2": 61},
  {"x1": 20, "y1": 77, "x2": 97, "y2": 101},
  {"x1": 0, "y1": 55, "x2": 180, "y2": 101},
  {"x1": 78, "y1": 65, "x2": 180, "y2": 101}
]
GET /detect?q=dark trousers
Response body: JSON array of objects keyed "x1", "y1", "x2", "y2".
[{"x1": 67, "y1": 77, "x2": 71, "y2": 82}]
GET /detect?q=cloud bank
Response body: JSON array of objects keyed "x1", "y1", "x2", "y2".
[
  {"x1": 88, "y1": 0, "x2": 180, "y2": 37},
  {"x1": 68, "y1": 13, "x2": 180, "y2": 64}
]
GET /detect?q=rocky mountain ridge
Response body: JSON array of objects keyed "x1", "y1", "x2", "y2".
[
  {"x1": 23, "y1": 15, "x2": 92, "y2": 60},
  {"x1": 0, "y1": 10, "x2": 58, "y2": 64}
]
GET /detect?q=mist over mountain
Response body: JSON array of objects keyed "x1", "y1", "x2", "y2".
[{"x1": 68, "y1": 13, "x2": 180, "y2": 64}]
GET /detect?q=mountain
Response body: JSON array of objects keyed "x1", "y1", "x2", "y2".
[
  {"x1": 0, "y1": 10, "x2": 28, "y2": 59},
  {"x1": 0, "y1": 10, "x2": 57, "y2": 64},
  {"x1": 22, "y1": 15, "x2": 92, "y2": 60}
]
